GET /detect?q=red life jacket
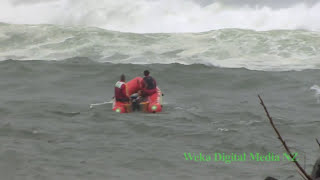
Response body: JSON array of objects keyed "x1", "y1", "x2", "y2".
[{"x1": 114, "y1": 81, "x2": 128, "y2": 101}]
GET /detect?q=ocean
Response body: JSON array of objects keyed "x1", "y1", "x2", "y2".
[{"x1": 0, "y1": 0, "x2": 320, "y2": 179}]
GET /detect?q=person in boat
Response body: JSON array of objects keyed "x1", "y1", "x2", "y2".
[
  {"x1": 141, "y1": 70, "x2": 157, "y2": 96},
  {"x1": 114, "y1": 74, "x2": 130, "y2": 102}
]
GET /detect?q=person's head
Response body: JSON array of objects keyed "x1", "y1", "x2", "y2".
[
  {"x1": 120, "y1": 74, "x2": 125, "y2": 81},
  {"x1": 144, "y1": 70, "x2": 150, "y2": 76}
]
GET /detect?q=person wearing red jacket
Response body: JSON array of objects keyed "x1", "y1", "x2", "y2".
[
  {"x1": 114, "y1": 74, "x2": 130, "y2": 102},
  {"x1": 141, "y1": 70, "x2": 157, "y2": 96}
]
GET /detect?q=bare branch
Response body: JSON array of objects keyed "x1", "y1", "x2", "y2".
[
  {"x1": 297, "y1": 166, "x2": 309, "y2": 180},
  {"x1": 316, "y1": 138, "x2": 320, "y2": 148},
  {"x1": 258, "y1": 95, "x2": 313, "y2": 180}
]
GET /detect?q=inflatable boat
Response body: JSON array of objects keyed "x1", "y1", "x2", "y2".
[{"x1": 112, "y1": 77, "x2": 163, "y2": 113}]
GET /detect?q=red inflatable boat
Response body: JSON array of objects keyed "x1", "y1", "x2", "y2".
[{"x1": 112, "y1": 77, "x2": 163, "y2": 113}]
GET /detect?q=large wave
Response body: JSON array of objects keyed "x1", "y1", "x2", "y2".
[
  {"x1": 1, "y1": 0, "x2": 320, "y2": 33},
  {"x1": 1, "y1": 23, "x2": 320, "y2": 71}
]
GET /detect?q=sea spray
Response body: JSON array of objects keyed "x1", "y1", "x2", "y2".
[{"x1": 1, "y1": 0, "x2": 320, "y2": 33}]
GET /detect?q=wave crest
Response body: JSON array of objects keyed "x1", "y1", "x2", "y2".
[{"x1": 1, "y1": 24, "x2": 320, "y2": 71}]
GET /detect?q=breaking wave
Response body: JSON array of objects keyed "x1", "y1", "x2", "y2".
[
  {"x1": 1, "y1": 23, "x2": 320, "y2": 71},
  {"x1": 1, "y1": 0, "x2": 320, "y2": 33}
]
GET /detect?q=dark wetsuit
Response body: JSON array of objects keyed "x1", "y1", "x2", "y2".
[{"x1": 141, "y1": 76, "x2": 157, "y2": 96}]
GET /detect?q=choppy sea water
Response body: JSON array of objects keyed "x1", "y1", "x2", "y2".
[{"x1": 0, "y1": 57, "x2": 319, "y2": 179}]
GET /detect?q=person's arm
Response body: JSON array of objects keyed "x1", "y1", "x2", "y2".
[{"x1": 121, "y1": 84, "x2": 129, "y2": 98}]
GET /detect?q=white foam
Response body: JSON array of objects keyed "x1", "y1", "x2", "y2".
[
  {"x1": 1, "y1": 23, "x2": 320, "y2": 71},
  {"x1": 310, "y1": 85, "x2": 320, "y2": 103},
  {"x1": 1, "y1": 0, "x2": 320, "y2": 33}
]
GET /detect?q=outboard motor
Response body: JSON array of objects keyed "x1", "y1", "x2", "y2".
[{"x1": 130, "y1": 93, "x2": 140, "y2": 111}]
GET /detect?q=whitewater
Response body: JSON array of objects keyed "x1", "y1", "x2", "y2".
[
  {"x1": 1, "y1": 23, "x2": 320, "y2": 71},
  {"x1": 1, "y1": 0, "x2": 320, "y2": 33}
]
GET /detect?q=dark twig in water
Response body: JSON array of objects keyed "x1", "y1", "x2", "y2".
[
  {"x1": 316, "y1": 139, "x2": 320, "y2": 148},
  {"x1": 258, "y1": 95, "x2": 313, "y2": 180},
  {"x1": 297, "y1": 170, "x2": 308, "y2": 180}
]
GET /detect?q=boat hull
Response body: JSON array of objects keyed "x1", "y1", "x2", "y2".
[{"x1": 112, "y1": 77, "x2": 163, "y2": 113}]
